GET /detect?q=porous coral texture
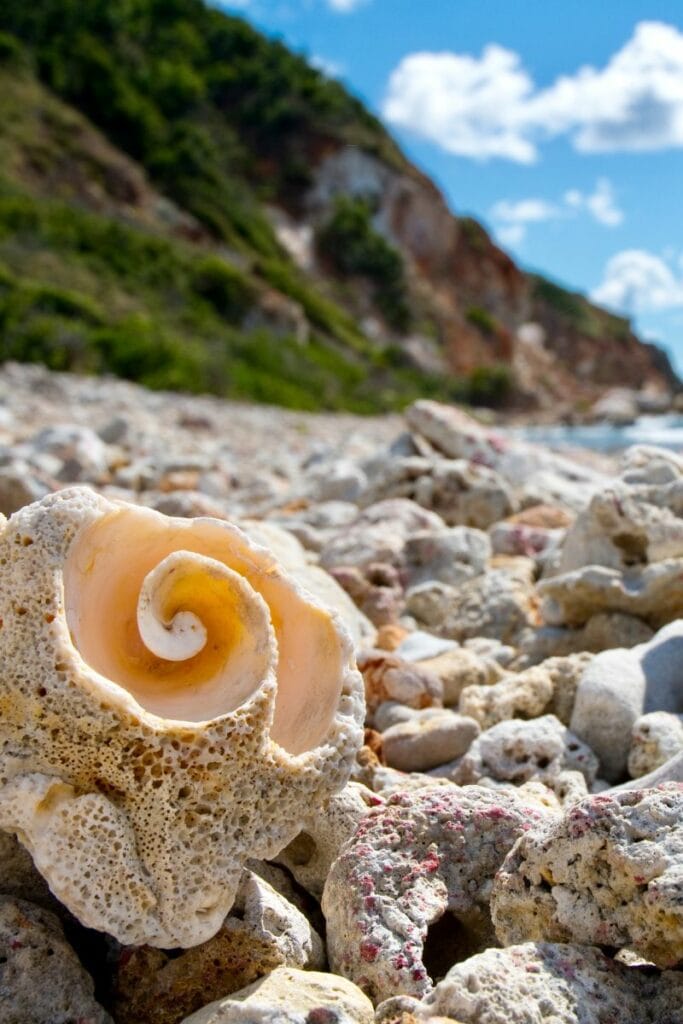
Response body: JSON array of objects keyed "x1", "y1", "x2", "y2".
[
  {"x1": 491, "y1": 783, "x2": 683, "y2": 967},
  {"x1": 375, "y1": 942, "x2": 683, "y2": 1024},
  {"x1": 321, "y1": 784, "x2": 553, "y2": 1004},
  {"x1": 0, "y1": 488, "x2": 364, "y2": 948},
  {"x1": 451, "y1": 715, "x2": 598, "y2": 790}
]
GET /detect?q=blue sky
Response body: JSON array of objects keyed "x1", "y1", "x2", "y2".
[{"x1": 217, "y1": 0, "x2": 683, "y2": 373}]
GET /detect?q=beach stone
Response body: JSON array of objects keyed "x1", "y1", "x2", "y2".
[
  {"x1": 405, "y1": 400, "x2": 605, "y2": 512},
  {"x1": 319, "y1": 499, "x2": 445, "y2": 572},
  {"x1": 396, "y1": 632, "x2": 459, "y2": 662},
  {"x1": 0, "y1": 832, "x2": 55, "y2": 910},
  {"x1": 113, "y1": 871, "x2": 324, "y2": 1024},
  {"x1": 539, "y1": 560, "x2": 683, "y2": 628},
  {"x1": 382, "y1": 712, "x2": 480, "y2": 772},
  {"x1": 268, "y1": 500, "x2": 358, "y2": 552},
  {"x1": 408, "y1": 570, "x2": 538, "y2": 645},
  {"x1": 418, "y1": 648, "x2": 504, "y2": 707},
  {"x1": 375, "y1": 942, "x2": 683, "y2": 1024},
  {"x1": 521, "y1": 613, "x2": 654, "y2": 663},
  {"x1": 375, "y1": 624, "x2": 411, "y2": 651},
  {"x1": 489, "y1": 520, "x2": 565, "y2": 560},
  {"x1": 570, "y1": 620, "x2": 683, "y2": 781},
  {"x1": 404, "y1": 528, "x2": 490, "y2": 588},
  {"x1": 0, "y1": 462, "x2": 52, "y2": 515},
  {"x1": 0, "y1": 895, "x2": 111, "y2": 1024},
  {"x1": 373, "y1": 703, "x2": 449, "y2": 732},
  {"x1": 358, "y1": 651, "x2": 443, "y2": 716},
  {"x1": 331, "y1": 563, "x2": 405, "y2": 627},
  {"x1": 322, "y1": 784, "x2": 553, "y2": 1003},
  {"x1": 359, "y1": 455, "x2": 515, "y2": 530},
  {"x1": 180, "y1": 967, "x2": 375, "y2": 1024},
  {"x1": 557, "y1": 477, "x2": 683, "y2": 575},
  {"x1": 143, "y1": 489, "x2": 229, "y2": 519},
  {"x1": 275, "y1": 783, "x2": 378, "y2": 899},
  {"x1": 416, "y1": 460, "x2": 515, "y2": 529},
  {"x1": 30, "y1": 424, "x2": 110, "y2": 481},
  {"x1": 450, "y1": 715, "x2": 598, "y2": 789},
  {"x1": 304, "y1": 457, "x2": 368, "y2": 502},
  {"x1": 628, "y1": 711, "x2": 683, "y2": 779},
  {"x1": 460, "y1": 654, "x2": 592, "y2": 729},
  {"x1": 491, "y1": 783, "x2": 683, "y2": 968}
]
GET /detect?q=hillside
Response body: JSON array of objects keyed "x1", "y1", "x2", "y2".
[{"x1": 0, "y1": 0, "x2": 677, "y2": 413}]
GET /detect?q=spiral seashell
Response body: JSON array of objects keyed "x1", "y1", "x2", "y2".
[{"x1": 0, "y1": 487, "x2": 364, "y2": 947}]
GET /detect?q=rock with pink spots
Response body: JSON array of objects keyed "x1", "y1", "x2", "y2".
[
  {"x1": 375, "y1": 942, "x2": 683, "y2": 1024},
  {"x1": 321, "y1": 784, "x2": 554, "y2": 1004},
  {"x1": 491, "y1": 783, "x2": 683, "y2": 968}
]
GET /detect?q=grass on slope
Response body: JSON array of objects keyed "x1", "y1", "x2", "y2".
[{"x1": 0, "y1": 181, "x2": 491, "y2": 412}]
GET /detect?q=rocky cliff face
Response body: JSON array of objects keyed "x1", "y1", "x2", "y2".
[{"x1": 276, "y1": 140, "x2": 678, "y2": 410}]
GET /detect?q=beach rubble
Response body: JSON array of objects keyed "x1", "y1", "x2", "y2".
[{"x1": 0, "y1": 366, "x2": 681, "y2": 1023}]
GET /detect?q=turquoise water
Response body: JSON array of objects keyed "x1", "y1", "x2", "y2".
[{"x1": 512, "y1": 414, "x2": 683, "y2": 454}]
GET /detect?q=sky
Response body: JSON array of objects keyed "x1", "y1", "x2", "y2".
[{"x1": 217, "y1": 0, "x2": 683, "y2": 373}]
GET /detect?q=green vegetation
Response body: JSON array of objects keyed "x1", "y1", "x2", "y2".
[
  {"x1": 316, "y1": 196, "x2": 411, "y2": 331},
  {"x1": 0, "y1": 0, "x2": 405, "y2": 256},
  {"x1": 466, "y1": 305, "x2": 497, "y2": 335},
  {"x1": 0, "y1": 1, "x2": 520, "y2": 411},
  {"x1": 0, "y1": 178, "x2": 510, "y2": 410},
  {"x1": 531, "y1": 275, "x2": 632, "y2": 342}
]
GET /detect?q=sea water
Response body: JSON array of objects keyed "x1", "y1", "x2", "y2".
[{"x1": 511, "y1": 414, "x2": 683, "y2": 454}]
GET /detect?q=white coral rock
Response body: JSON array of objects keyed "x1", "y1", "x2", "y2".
[{"x1": 0, "y1": 488, "x2": 364, "y2": 948}]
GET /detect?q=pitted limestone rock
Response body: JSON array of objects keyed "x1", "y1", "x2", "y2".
[
  {"x1": 450, "y1": 715, "x2": 598, "y2": 790},
  {"x1": 407, "y1": 570, "x2": 538, "y2": 646},
  {"x1": 491, "y1": 783, "x2": 683, "y2": 967},
  {"x1": 322, "y1": 784, "x2": 554, "y2": 1004},
  {"x1": 375, "y1": 942, "x2": 683, "y2": 1024},
  {"x1": 459, "y1": 655, "x2": 591, "y2": 730},
  {"x1": 538, "y1": 561, "x2": 683, "y2": 629},
  {"x1": 319, "y1": 499, "x2": 446, "y2": 573},
  {"x1": 628, "y1": 711, "x2": 683, "y2": 779},
  {"x1": 418, "y1": 648, "x2": 504, "y2": 708}
]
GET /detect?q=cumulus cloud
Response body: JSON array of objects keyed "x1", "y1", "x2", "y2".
[
  {"x1": 383, "y1": 46, "x2": 536, "y2": 162},
  {"x1": 592, "y1": 250, "x2": 683, "y2": 313},
  {"x1": 383, "y1": 21, "x2": 683, "y2": 162},
  {"x1": 563, "y1": 178, "x2": 624, "y2": 226},
  {"x1": 490, "y1": 179, "x2": 623, "y2": 246}
]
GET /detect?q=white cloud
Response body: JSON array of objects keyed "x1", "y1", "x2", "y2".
[
  {"x1": 563, "y1": 178, "x2": 624, "y2": 226},
  {"x1": 495, "y1": 223, "x2": 526, "y2": 247},
  {"x1": 490, "y1": 198, "x2": 562, "y2": 225},
  {"x1": 592, "y1": 250, "x2": 683, "y2": 313},
  {"x1": 383, "y1": 21, "x2": 683, "y2": 162},
  {"x1": 327, "y1": 0, "x2": 366, "y2": 11},
  {"x1": 383, "y1": 46, "x2": 536, "y2": 162},
  {"x1": 490, "y1": 179, "x2": 622, "y2": 246}
]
